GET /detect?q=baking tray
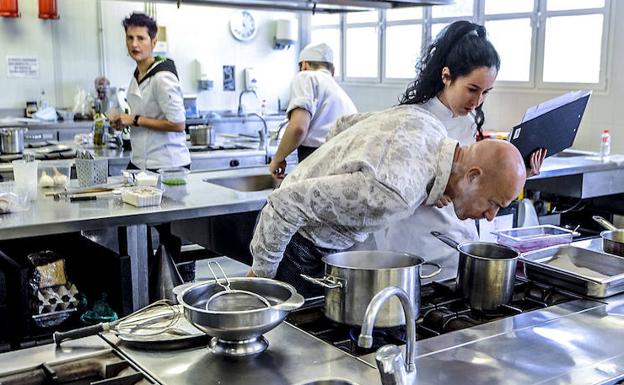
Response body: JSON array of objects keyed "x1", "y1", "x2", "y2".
[{"x1": 522, "y1": 245, "x2": 624, "y2": 298}]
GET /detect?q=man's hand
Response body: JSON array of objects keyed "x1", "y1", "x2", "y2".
[
  {"x1": 527, "y1": 148, "x2": 547, "y2": 177},
  {"x1": 246, "y1": 270, "x2": 257, "y2": 277},
  {"x1": 269, "y1": 158, "x2": 287, "y2": 180},
  {"x1": 434, "y1": 195, "x2": 452, "y2": 208}
]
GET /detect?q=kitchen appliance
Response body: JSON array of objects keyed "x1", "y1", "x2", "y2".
[
  {"x1": 180, "y1": 277, "x2": 304, "y2": 358},
  {"x1": 286, "y1": 278, "x2": 580, "y2": 358},
  {"x1": 593, "y1": 215, "x2": 624, "y2": 257},
  {"x1": 0, "y1": 126, "x2": 26, "y2": 154},
  {"x1": 431, "y1": 231, "x2": 519, "y2": 311},
  {"x1": 188, "y1": 124, "x2": 215, "y2": 146},
  {"x1": 301, "y1": 250, "x2": 441, "y2": 327},
  {"x1": 522, "y1": 245, "x2": 624, "y2": 298}
]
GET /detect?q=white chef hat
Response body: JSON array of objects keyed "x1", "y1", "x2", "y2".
[{"x1": 298, "y1": 43, "x2": 334, "y2": 64}]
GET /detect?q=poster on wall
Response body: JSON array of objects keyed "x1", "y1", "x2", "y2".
[{"x1": 7, "y1": 56, "x2": 39, "y2": 78}]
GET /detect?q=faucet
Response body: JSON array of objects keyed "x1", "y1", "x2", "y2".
[
  {"x1": 237, "y1": 89, "x2": 258, "y2": 116},
  {"x1": 358, "y1": 286, "x2": 416, "y2": 385},
  {"x1": 242, "y1": 112, "x2": 269, "y2": 162}
]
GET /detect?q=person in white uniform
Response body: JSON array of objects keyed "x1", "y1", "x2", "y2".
[
  {"x1": 111, "y1": 12, "x2": 191, "y2": 284},
  {"x1": 377, "y1": 21, "x2": 546, "y2": 282},
  {"x1": 269, "y1": 42, "x2": 357, "y2": 179},
  {"x1": 111, "y1": 12, "x2": 190, "y2": 172}
]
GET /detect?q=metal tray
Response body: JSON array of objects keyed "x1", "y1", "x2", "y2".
[{"x1": 521, "y1": 245, "x2": 624, "y2": 298}]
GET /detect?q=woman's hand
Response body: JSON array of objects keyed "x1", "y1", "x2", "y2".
[
  {"x1": 110, "y1": 113, "x2": 133, "y2": 130},
  {"x1": 527, "y1": 148, "x2": 547, "y2": 177}
]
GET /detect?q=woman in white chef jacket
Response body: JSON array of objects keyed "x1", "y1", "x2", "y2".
[
  {"x1": 111, "y1": 12, "x2": 191, "y2": 276},
  {"x1": 377, "y1": 21, "x2": 545, "y2": 282},
  {"x1": 112, "y1": 12, "x2": 190, "y2": 171}
]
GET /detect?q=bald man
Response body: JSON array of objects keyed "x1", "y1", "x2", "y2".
[{"x1": 248, "y1": 105, "x2": 526, "y2": 296}]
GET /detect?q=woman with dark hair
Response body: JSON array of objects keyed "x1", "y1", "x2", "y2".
[{"x1": 377, "y1": 20, "x2": 546, "y2": 281}]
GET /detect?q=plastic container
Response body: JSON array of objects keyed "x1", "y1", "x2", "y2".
[
  {"x1": 122, "y1": 169, "x2": 160, "y2": 187},
  {"x1": 38, "y1": 160, "x2": 71, "y2": 188},
  {"x1": 12, "y1": 159, "x2": 39, "y2": 201},
  {"x1": 121, "y1": 187, "x2": 163, "y2": 207},
  {"x1": 158, "y1": 167, "x2": 189, "y2": 186},
  {"x1": 492, "y1": 225, "x2": 576, "y2": 253},
  {"x1": 601, "y1": 129, "x2": 611, "y2": 161}
]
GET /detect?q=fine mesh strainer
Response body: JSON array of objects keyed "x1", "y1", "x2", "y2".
[{"x1": 204, "y1": 261, "x2": 270, "y2": 312}]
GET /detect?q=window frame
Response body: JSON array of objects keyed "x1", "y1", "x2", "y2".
[{"x1": 307, "y1": 0, "x2": 612, "y2": 92}]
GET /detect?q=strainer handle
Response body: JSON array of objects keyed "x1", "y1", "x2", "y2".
[{"x1": 207, "y1": 260, "x2": 231, "y2": 290}]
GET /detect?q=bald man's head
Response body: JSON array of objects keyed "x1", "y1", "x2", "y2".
[{"x1": 446, "y1": 140, "x2": 526, "y2": 221}]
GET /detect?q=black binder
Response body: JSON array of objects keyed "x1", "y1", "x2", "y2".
[{"x1": 509, "y1": 93, "x2": 591, "y2": 165}]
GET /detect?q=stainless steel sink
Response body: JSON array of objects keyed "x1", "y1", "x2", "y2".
[
  {"x1": 204, "y1": 174, "x2": 279, "y2": 192},
  {"x1": 298, "y1": 381, "x2": 358, "y2": 385}
]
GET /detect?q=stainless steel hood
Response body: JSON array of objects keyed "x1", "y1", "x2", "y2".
[{"x1": 162, "y1": 0, "x2": 454, "y2": 13}]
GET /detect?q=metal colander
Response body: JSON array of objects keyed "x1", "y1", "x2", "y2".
[{"x1": 204, "y1": 261, "x2": 270, "y2": 312}]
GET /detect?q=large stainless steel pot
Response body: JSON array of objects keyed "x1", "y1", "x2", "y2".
[
  {"x1": 180, "y1": 277, "x2": 304, "y2": 357},
  {"x1": 0, "y1": 126, "x2": 26, "y2": 154},
  {"x1": 431, "y1": 231, "x2": 519, "y2": 311},
  {"x1": 189, "y1": 124, "x2": 215, "y2": 146},
  {"x1": 593, "y1": 216, "x2": 624, "y2": 257},
  {"x1": 301, "y1": 250, "x2": 441, "y2": 327}
]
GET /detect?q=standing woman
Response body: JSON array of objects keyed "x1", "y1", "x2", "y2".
[
  {"x1": 112, "y1": 12, "x2": 190, "y2": 171},
  {"x1": 377, "y1": 20, "x2": 545, "y2": 281}
]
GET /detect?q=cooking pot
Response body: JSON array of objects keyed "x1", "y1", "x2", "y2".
[
  {"x1": 593, "y1": 216, "x2": 624, "y2": 257},
  {"x1": 431, "y1": 231, "x2": 519, "y2": 311},
  {"x1": 0, "y1": 126, "x2": 27, "y2": 154},
  {"x1": 189, "y1": 124, "x2": 215, "y2": 146},
  {"x1": 301, "y1": 250, "x2": 441, "y2": 327}
]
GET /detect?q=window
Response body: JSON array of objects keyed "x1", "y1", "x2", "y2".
[
  {"x1": 310, "y1": 0, "x2": 611, "y2": 90},
  {"x1": 310, "y1": 14, "x2": 341, "y2": 77},
  {"x1": 345, "y1": 10, "x2": 380, "y2": 79}
]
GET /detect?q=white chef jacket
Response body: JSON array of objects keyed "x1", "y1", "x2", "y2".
[
  {"x1": 126, "y1": 58, "x2": 191, "y2": 170},
  {"x1": 286, "y1": 69, "x2": 357, "y2": 148},
  {"x1": 250, "y1": 104, "x2": 458, "y2": 278},
  {"x1": 376, "y1": 97, "x2": 479, "y2": 283}
]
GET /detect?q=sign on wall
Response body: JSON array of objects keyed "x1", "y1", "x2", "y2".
[{"x1": 7, "y1": 56, "x2": 39, "y2": 78}]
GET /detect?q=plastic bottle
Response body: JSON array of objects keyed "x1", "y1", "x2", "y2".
[
  {"x1": 600, "y1": 129, "x2": 611, "y2": 161},
  {"x1": 93, "y1": 102, "x2": 107, "y2": 147}
]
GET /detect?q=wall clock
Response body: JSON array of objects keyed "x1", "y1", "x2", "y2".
[{"x1": 230, "y1": 10, "x2": 257, "y2": 42}]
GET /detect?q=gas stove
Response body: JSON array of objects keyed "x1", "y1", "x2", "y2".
[{"x1": 286, "y1": 278, "x2": 582, "y2": 357}]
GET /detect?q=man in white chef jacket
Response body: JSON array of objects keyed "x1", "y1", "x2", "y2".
[
  {"x1": 111, "y1": 12, "x2": 190, "y2": 171},
  {"x1": 269, "y1": 43, "x2": 357, "y2": 179}
]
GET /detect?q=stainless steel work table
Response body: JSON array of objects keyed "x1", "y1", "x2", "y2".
[{"x1": 0, "y1": 167, "x2": 272, "y2": 310}]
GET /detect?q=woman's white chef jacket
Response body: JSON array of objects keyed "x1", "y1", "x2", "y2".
[
  {"x1": 126, "y1": 58, "x2": 191, "y2": 170},
  {"x1": 375, "y1": 96, "x2": 479, "y2": 283},
  {"x1": 286, "y1": 69, "x2": 357, "y2": 148}
]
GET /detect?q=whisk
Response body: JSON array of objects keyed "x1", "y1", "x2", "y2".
[
  {"x1": 204, "y1": 261, "x2": 270, "y2": 312},
  {"x1": 54, "y1": 299, "x2": 181, "y2": 345}
]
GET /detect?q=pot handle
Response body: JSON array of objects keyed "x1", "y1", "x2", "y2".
[
  {"x1": 420, "y1": 262, "x2": 442, "y2": 279},
  {"x1": 272, "y1": 292, "x2": 305, "y2": 312},
  {"x1": 300, "y1": 274, "x2": 343, "y2": 289},
  {"x1": 430, "y1": 231, "x2": 461, "y2": 249},
  {"x1": 593, "y1": 215, "x2": 619, "y2": 231}
]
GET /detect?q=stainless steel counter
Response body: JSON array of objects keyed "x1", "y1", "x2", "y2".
[
  {"x1": 527, "y1": 151, "x2": 624, "y2": 198},
  {"x1": 105, "y1": 322, "x2": 379, "y2": 385}
]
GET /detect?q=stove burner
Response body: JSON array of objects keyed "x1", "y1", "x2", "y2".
[{"x1": 287, "y1": 278, "x2": 581, "y2": 357}]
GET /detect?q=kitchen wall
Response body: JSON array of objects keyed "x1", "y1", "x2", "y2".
[
  {"x1": 341, "y1": 2, "x2": 623, "y2": 155},
  {"x1": 0, "y1": 0, "x2": 299, "y2": 114}
]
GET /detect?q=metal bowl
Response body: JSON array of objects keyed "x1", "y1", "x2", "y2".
[{"x1": 180, "y1": 277, "x2": 304, "y2": 341}]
